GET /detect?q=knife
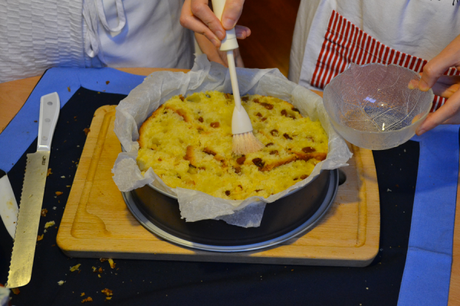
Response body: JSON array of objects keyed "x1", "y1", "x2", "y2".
[
  {"x1": 0, "y1": 169, "x2": 18, "y2": 239},
  {"x1": 6, "y1": 92, "x2": 60, "y2": 288}
]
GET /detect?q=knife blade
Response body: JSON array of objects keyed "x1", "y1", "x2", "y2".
[
  {"x1": 6, "y1": 92, "x2": 60, "y2": 288},
  {"x1": 0, "y1": 169, "x2": 18, "y2": 239}
]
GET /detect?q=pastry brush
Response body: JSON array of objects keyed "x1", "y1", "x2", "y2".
[{"x1": 212, "y1": 0, "x2": 263, "y2": 155}]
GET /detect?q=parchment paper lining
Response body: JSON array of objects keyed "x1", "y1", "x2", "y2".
[{"x1": 112, "y1": 55, "x2": 352, "y2": 228}]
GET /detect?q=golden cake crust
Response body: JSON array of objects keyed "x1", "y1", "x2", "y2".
[{"x1": 137, "y1": 91, "x2": 328, "y2": 200}]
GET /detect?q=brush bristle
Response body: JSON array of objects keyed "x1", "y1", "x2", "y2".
[{"x1": 232, "y1": 132, "x2": 264, "y2": 154}]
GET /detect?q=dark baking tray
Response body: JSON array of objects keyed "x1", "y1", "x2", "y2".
[{"x1": 123, "y1": 169, "x2": 339, "y2": 252}]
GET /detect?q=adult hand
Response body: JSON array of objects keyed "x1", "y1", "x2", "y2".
[
  {"x1": 409, "y1": 34, "x2": 460, "y2": 135},
  {"x1": 195, "y1": 33, "x2": 245, "y2": 67},
  {"x1": 180, "y1": 0, "x2": 250, "y2": 48}
]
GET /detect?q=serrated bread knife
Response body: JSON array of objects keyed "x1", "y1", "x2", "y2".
[{"x1": 6, "y1": 92, "x2": 60, "y2": 288}]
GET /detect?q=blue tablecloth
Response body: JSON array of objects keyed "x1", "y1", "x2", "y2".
[{"x1": 0, "y1": 67, "x2": 145, "y2": 172}]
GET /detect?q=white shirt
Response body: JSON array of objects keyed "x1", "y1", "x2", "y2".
[{"x1": 0, "y1": 0, "x2": 195, "y2": 83}]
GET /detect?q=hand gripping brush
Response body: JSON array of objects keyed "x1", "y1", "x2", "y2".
[{"x1": 212, "y1": 0, "x2": 263, "y2": 155}]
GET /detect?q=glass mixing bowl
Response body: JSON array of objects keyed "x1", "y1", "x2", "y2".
[{"x1": 323, "y1": 63, "x2": 434, "y2": 150}]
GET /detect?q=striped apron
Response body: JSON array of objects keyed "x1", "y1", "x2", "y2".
[{"x1": 290, "y1": 0, "x2": 460, "y2": 112}]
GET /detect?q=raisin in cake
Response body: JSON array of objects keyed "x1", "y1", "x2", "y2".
[{"x1": 137, "y1": 91, "x2": 328, "y2": 200}]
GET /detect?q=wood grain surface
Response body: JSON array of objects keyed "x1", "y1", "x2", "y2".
[
  {"x1": 0, "y1": 75, "x2": 41, "y2": 133},
  {"x1": 56, "y1": 105, "x2": 380, "y2": 266},
  {"x1": 238, "y1": 0, "x2": 301, "y2": 77}
]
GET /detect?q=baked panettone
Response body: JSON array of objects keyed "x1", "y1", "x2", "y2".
[{"x1": 137, "y1": 91, "x2": 328, "y2": 200}]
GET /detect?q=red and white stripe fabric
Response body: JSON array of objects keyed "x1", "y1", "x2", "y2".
[{"x1": 310, "y1": 10, "x2": 460, "y2": 112}]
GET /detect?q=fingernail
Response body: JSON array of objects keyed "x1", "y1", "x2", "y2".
[
  {"x1": 416, "y1": 128, "x2": 426, "y2": 136},
  {"x1": 215, "y1": 30, "x2": 224, "y2": 40},
  {"x1": 223, "y1": 18, "x2": 236, "y2": 29},
  {"x1": 408, "y1": 81, "x2": 416, "y2": 90},
  {"x1": 419, "y1": 80, "x2": 430, "y2": 92},
  {"x1": 211, "y1": 37, "x2": 220, "y2": 48}
]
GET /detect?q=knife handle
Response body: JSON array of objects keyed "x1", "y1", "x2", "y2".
[
  {"x1": 211, "y1": 0, "x2": 238, "y2": 51},
  {"x1": 38, "y1": 92, "x2": 60, "y2": 152}
]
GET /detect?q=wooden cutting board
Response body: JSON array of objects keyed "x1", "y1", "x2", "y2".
[{"x1": 57, "y1": 105, "x2": 380, "y2": 267}]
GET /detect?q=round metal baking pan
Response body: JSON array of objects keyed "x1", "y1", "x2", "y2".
[{"x1": 123, "y1": 169, "x2": 339, "y2": 253}]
